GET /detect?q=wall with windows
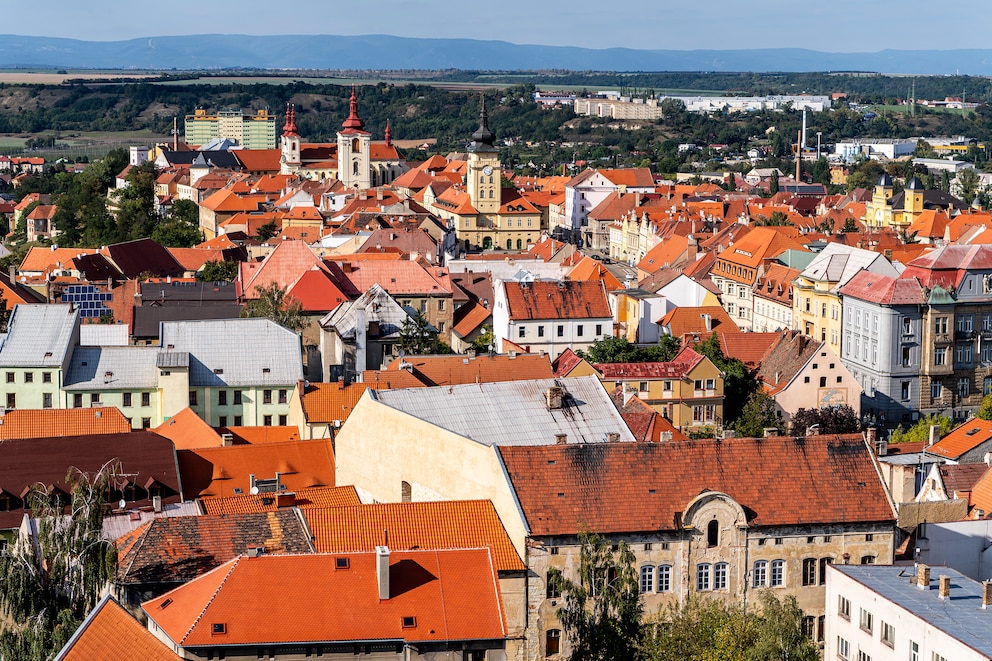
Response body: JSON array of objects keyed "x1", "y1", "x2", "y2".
[
  {"x1": 64, "y1": 388, "x2": 159, "y2": 429},
  {"x1": 2, "y1": 367, "x2": 63, "y2": 412},
  {"x1": 187, "y1": 385, "x2": 295, "y2": 427}
]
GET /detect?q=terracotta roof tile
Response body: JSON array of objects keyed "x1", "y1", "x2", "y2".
[
  {"x1": 567, "y1": 256, "x2": 624, "y2": 290},
  {"x1": 155, "y1": 407, "x2": 221, "y2": 449},
  {"x1": 116, "y1": 510, "x2": 314, "y2": 586},
  {"x1": 143, "y1": 549, "x2": 506, "y2": 646},
  {"x1": 498, "y1": 434, "x2": 894, "y2": 536},
  {"x1": 55, "y1": 596, "x2": 181, "y2": 661},
  {"x1": 718, "y1": 332, "x2": 781, "y2": 368},
  {"x1": 451, "y1": 300, "x2": 491, "y2": 339},
  {"x1": 939, "y1": 463, "x2": 990, "y2": 500},
  {"x1": 0, "y1": 407, "x2": 131, "y2": 440},
  {"x1": 200, "y1": 485, "x2": 360, "y2": 515},
  {"x1": 928, "y1": 420, "x2": 992, "y2": 460},
  {"x1": 594, "y1": 347, "x2": 705, "y2": 379},
  {"x1": 303, "y1": 500, "x2": 523, "y2": 572},
  {"x1": 384, "y1": 353, "x2": 553, "y2": 386},
  {"x1": 503, "y1": 280, "x2": 611, "y2": 321},
  {"x1": 969, "y1": 468, "x2": 992, "y2": 516},
  {"x1": 660, "y1": 306, "x2": 739, "y2": 337}
]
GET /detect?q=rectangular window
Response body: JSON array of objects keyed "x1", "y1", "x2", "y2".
[
  {"x1": 932, "y1": 655, "x2": 948, "y2": 661},
  {"x1": 910, "y1": 642, "x2": 919, "y2": 661},
  {"x1": 518, "y1": 325, "x2": 526, "y2": 338},
  {"x1": 234, "y1": 415, "x2": 242, "y2": 426},
  {"x1": 932, "y1": 380, "x2": 943, "y2": 400},
  {"x1": 934, "y1": 347, "x2": 946, "y2": 365},
  {"x1": 545, "y1": 629, "x2": 561, "y2": 656},
  {"x1": 557, "y1": 325, "x2": 564, "y2": 337},
  {"x1": 90, "y1": 393, "x2": 100, "y2": 404},
  {"x1": 576, "y1": 325, "x2": 584, "y2": 337},
  {"x1": 278, "y1": 389, "x2": 287, "y2": 404},
  {"x1": 23, "y1": 372, "x2": 32, "y2": 383},
  {"x1": 859, "y1": 607, "x2": 873, "y2": 633},
  {"x1": 279, "y1": 414, "x2": 287, "y2": 425},
  {"x1": 657, "y1": 565, "x2": 671, "y2": 592},
  {"x1": 218, "y1": 416, "x2": 227, "y2": 427},
  {"x1": 73, "y1": 393, "x2": 82, "y2": 408},
  {"x1": 263, "y1": 390, "x2": 272, "y2": 404},
  {"x1": 696, "y1": 563, "x2": 711, "y2": 591},
  {"x1": 538, "y1": 326, "x2": 545, "y2": 337},
  {"x1": 639, "y1": 566, "x2": 654, "y2": 593},
  {"x1": 837, "y1": 637, "x2": 850, "y2": 661},
  {"x1": 752, "y1": 560, "x2": 767, "y2": 588},
  {"x1": 42, "y1": 372, "x2": 52, "y2": 383},
  {"x1": 705, "y1": 378, "x2": 715, "y2": 390},
  {"x1": 4, "y1": 372, "x2": 12, "y2": 383},
  {"x1": 42, "y1": 393, "x2": 52, "y2": 409},
  {"x1": 901, "y1": 381, "x2": 910, "y2": 401},
  {"x1": 838, "y1": 595, "x2": 851, "y2": 619},
  {"x1": 936, "y1": 316, "x2": 948, "y2": 334},
  {"x1": 218, "y1": 390, "x2": 227, "y2": 406},
  {"x1": 123, "y1": 392, "x2": 132, "y2": 407},
  {"x1": 802, "y1": 558, "x2": 816, "y2": 586},
  {"x1": 713, "y1": 562, "x2": 727, "y2": 590},
  {"x1": 595, "y1": 324, "x2": 602, "y2": 336},
  {"x1": 959, "y1": 377, "x2": 971, "y2": 398},
  {"x1": 903, "y1": 346, "x2": 911, "y2": 367},
  {"x1": 234, "y1": 390, "x2": 243, "y2": 405},
  {"x1": 881, "y1": 621, "x2": 895, "y2": 647},
  {"x1": 263, "y1": 414, "x2": 272, "y2": 426},
  {"x1": 189, "y1": 390, "x2": 198, "y2": 406},
  {"x1": 903, "y1": 316, "x2": 912, "y2": 335},
  {"x1": 858, "y1": 652, "x2": 871, "y2": 661},
  {"x1": 141, "y1": 392, "x2": 150, "y2": 407},
  {"x1": 770, "y1": 559, "x2": 784, "y2": 587},
  {"x1": 5, "y1": 393, "x2": 14, "y2": 409}
]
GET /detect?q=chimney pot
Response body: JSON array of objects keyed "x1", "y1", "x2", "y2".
[
  {"x1": 917, "y1": 564, "x2": 931, "y2": 589},
  {"x1": 938, "y1": 574, "x2": 951, "y2": 599},
  {"x1": 376, "y1": 546, "x2": 390, "y2": 600}
]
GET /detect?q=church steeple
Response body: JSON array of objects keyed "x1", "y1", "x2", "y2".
[
  {"x1": 283, "y1": 103, "x2": 298, "y2": 137},
  {"x1": 341, "y1": 86, "x2": 366, "y2": 132},
  {"x1": 469, "y1": 96, "x2": 496, "y2": 151},
  {"x1": 385, "y1": 121, "x2": 392, "y2": 148}
]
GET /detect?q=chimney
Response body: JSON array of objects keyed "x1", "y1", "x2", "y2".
[
  {"x1": 152, "y1": 495, "x2": 162, "y2": 513},
  {"x1": 983, "y1": 581, "x2": 992, "y2": 609},
  {"x1": 338, "y1": 376, "x2": 345, "y2": 390},
  {"x1": 545, "y1": 386, "x2": 563, "y2": 410},
  {"x1": 701, "y1": 314, "x2": 712, "y2": 332},
  {"x1": 917, "y1": 564, "x2": 931, "y2": 589},
  {"x1": 763, "y1": 428, "x2": 780, "y2": 437},
  {"x1": 376, "y1": 546, "x2": 390, "y2": 600},
  {"x1": 221, "y1": 432, "x2": 234, "y2": 446},
  {"x1": 342, "y1": 262, "x2": 353, "y2": 273},
  {"x1": 928, "y1": 425, "x2": 940, "y2": 447},
  {"x1": 276, "y1": 491, "x2": 296, "y2": 508},
  {"x1": 555, "y1": 433, "x2": 568, "y2": 445},
  {"x1": 7, "y1": 266, "x2": 13, "y2": 281},
  {"x1": 606, "y1": 432, "x2": 621, "y2": 443},
  {"x1": 938, "y1": 574, "x2": 951, "y2": 599}
]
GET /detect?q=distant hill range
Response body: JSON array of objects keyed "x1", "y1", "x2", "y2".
[{"x1": 1, "y1": 34, "x2": 991, "y2": 75}]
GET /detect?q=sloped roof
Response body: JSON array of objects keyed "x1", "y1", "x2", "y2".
[
  {"x1": 105, "y1": 239, "x2": 185, "y2": 279},
  {"x1": 756, "y1": 331, "x2": 821, "y2": 392},
  {"x1": 551, "y1": 347, "x2": 586, "y2": 377},
  {"x1": 303, "y1": 500, "x2": 524, "y2": 572},
  {"x1": 327, "y1": 259, "x2": 451, "y2": 298},
  {"x1": 498, "y1": 434, "x2": 895, "y2": 536},
  {"x1": 939, "y1": 463, "x2": 990, "y2": 499},
  {"x1": 286, "y1": 268, "x2": 348, "y2": 313},
  {"x1": 63, "y1": 346, "x2": 160, "y2": 390},
  {"x1": 718, "y1": 332, "x2": 782, "y2": 368},
  {"x1": 143, "y1": 549, "x2": 506, "y2": 646},
  {"x1": 368, "y1": 375, "x2": 635, "y2": 447},
  {"x1": 797, "y1": 242, "x2": 898, "y2": 290},
  {"x1": 927, "y1": 420, "x2": 992, "y2": 460},
  {"x1": 594, "y1": 347, "x2": 706, "y2": 379},
  {"x1": 0, "y1": 407, "x2": 131, "y2": 440},
  {"x1": 660, "y1": 305, "x2": 738, "y2": 337},
  {"x1": 241, "y1": 239, "x2": 326, "y2": 299},
  {"x1": 969, "y1": 467, "x2": 992, "y2": 517},
  {"x1": 637, "y1": 235, "x2": 690, "y2": 274},
  {"x1": 0, "y1": 304, "x2": 79, "y2": 367},
  {"x1": 837, "y1": 270, "x2": 925, "y2": 306},
  {"x1": 116, "y1": 510, "x2": 314, "y2": 586},
  {"x1": 567, "y1": 256, "x2": 624, "y2": 290},
  {"x1": 233, "y1": 149, "x2": 281, "y2": 173},
  {"x1": 384, "y1": 353, "x2": 554, "y2": 386},
  {"x1": 154, "y1": 407, "x2": 222, "y2": 450},
  {"x1": 199, "y1": 485, "x2": 361, "y2": 515},
  {"x1": 54, "y1": 596, "x2": 181, "y2": 661},
  {"x1": 160, "y1": 318, "x2": 303, "y2": 387},
  {"x1": 502, "y1": 280, "x2": 611, "y2": 321},
  {"x1": 177, "y1": 440, "x2": 336, "y2": 498},
  {"x1": 451, "y1": 300, "x2": 491, "y2": 339},
  {"x1": 609, "y1": 390, "x2": 689, "y2": 443}
]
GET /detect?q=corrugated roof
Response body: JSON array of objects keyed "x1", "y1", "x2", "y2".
[
  {"x1": 303, "y1": 500, "x2": 524, "y2": 572},
  {"x1": 0, "y1": 304, "x2": 79, "y2": 367},
  {"x1": 369, "y1": 375, "x2": 634, "y2": 447},
  {"x1": 160, "y1": 318, "x2": 303, "y2": 387}
]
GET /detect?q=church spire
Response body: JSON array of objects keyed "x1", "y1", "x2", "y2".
[
  {"x1": 385, "y1": 120, "x2": 392, "y2": 148},
  {"x1": 341, "y1": 86, "x2": 366, "y2": 131},
  {"x1": 283, "y1": 103, "x2": 298, "y2": 137},
  {"x1": 471, "y1": 96, "x2": 495, "y2": 146}
]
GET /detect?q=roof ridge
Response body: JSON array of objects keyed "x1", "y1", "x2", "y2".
[
  {"x1": 119, "y1": 519, "x2": 156, "y2": 580},
  {"x1": 179, "y1": 556, "x2": 243, "y2": 645}
]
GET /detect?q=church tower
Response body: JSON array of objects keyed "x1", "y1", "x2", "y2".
[
  {"x1": 337, "y1": 88, "x2": 371, "y2": 190},
  {"x1": 467, "y1": 97, "x2": 501, "y2": 214},
  {"x1": 280, "y1": 104, "x2": 301, "y2": 175},
  {"x1": 867, "y1": 172, "x2": 894, "y2": 228},
  {"x1": 904, "y1": 176, "x2": 925, "y2": 216}
]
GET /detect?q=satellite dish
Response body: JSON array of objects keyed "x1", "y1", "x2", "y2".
[
  {"x1": 250, "y1": 486, "x2": 259, "y2": 495},
  {"x1": 118, "y1": 499, "x2": 127, "y2": 509}
]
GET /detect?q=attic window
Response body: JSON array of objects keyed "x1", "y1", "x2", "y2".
[
  {"x1": 548, "y1": 460, "x2": 556, "y2": 464},
  {"x1": 43, "y1": 351, "x2": 52, "y2": 358},
  {"x1": 212, "y1": 623, "x2": 226, "y2": 635},
  {"x1": 213, "y1": 368, "x2": 224, "y2": 375},
  {"x1": 402, "y1": 616, "x2": 417, "y2": 628},
  {"x1": 262, "y1": 368, "x2": 271, "y2": 373},
  {"x1": 160, "y1": 598, "x2": 173, "y2": 609},
  {"x1": 335, "y1": 557, "x2": 350, "y2": 569},
  {"x1": 967, "y1": 428, "x2": 980, "y2": 436}
]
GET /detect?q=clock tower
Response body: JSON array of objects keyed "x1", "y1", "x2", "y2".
[
  {"x1": 467, "y1": 97, "x2": 501, "y2": 214},
  {"x1": 337, "y1": 87, "x2": 371, "y2": 190}
]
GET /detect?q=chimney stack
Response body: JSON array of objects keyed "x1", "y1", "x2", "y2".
[
  {"x1": 376, "y1": 546, "x2": 390, "y2": 600},
  {"x1": 917, "y1": 564, "x2": 931, "y2": 589},
  {"x1": 607, "y1": 432, "x2": 620, "y2": 443},
  {"x1": 983, "y1": 581, "x2": 992, "y2": 609},
  {"x1": 929, "y1": 425, "x2": 941, "y2": 447},
  {"x1": 938, "y1": 574, "x2": 951, "y2": 599},
  {"x1": 555, "y1": 433, "x2": 568, "y2": 445},
  {"x1": 545, "y1": 386, "x2": 563, "y2": 410}
]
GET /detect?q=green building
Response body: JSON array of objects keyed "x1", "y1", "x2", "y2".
[{"x1": 184, "y1": 108, "x2": 277, "y2": 149}]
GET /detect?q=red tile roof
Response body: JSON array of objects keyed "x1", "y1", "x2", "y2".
[
  {"x1": 503, "y1": 280, "x2": 611, "y2": 321},
  {"x1": 177, "y1": 440, "x2": 335, "y2": 498},
  {"x1": 0, "y1": 407, "x2": 132, "y2": 440},
  {"x1": 55, "y1": 596, "x2": 181, "y2": 661},
  {"x1": 927, "y1": 420, "x2": 992, "y2": 460},
  {"x1": 498, "y1": 434, "x2": 894, "y2": 536},
  {"x1": 594, "y1": 347, "x2": 705, "y2": 379},
  {"x1": 717, "y1": 332, "x2": 781, "y2": 368},
  {"x1": 660, "y1": 305, "x2": 739, "y2": 337},
  {"x1": 303, "y1": 500, "x2": 524, "y2": 571},
  {"x1": 155, "y1": 407, "x2": 221, "y2": 449},
  {"x1": 143, "y1": 549, "x2": 507, "y2": 647},
  {"x1": 939, "y1": 463, "x2": 990, "y2": 500},
  {"x1": 199, "y1": 485, "x2": 361, "y2": 515},
  {"x1": 837, "y1": 271, "x2": 925, "y2": 306},
  {"x1": 286, "y1": 268, "x2": 348, "y2": 312},
  {"x1": 385, "y1": 353, "x2": 553, "y2": 386}
]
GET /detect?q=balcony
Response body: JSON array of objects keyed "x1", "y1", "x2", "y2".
[
  {"x1": 933, "y1": 332, "x2": 952, "y2": 344},
  {"x1": 955, "y1": 329, "x2": 976, "y2": 341}
]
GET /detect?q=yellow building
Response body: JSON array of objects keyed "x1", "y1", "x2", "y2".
[
  {"x1": 592, "y1": 347, "x2": 725, "y2": 430},
  {"x1": 863, "y1": 174, "x2": 963, "y2": 230}
]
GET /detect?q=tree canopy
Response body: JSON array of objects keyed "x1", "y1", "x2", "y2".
[
  {"x1": 789, "y1": 405, "x2": 861, "y2": 435},
  {"x1": 889, "y1": 414, "x2": 954, "y2": 444},
  {"x1": 241, "y1": 283, "x2": 306, "y2": 333},
  {"x1": 693, "y1": 333, "x2": 758, "y2": 426},
  {"x1": 578, "y1": 336, "x2": 681, "y2": 364}
]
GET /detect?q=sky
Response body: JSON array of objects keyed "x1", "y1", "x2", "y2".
[{"x1": 5, "y1": 1, "x2": 992, "y2": 53}]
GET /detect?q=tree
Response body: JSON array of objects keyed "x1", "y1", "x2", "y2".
[
  {"x1": 112, "y1": 160, "x2": 158, "y2": 242},
  {"x1": 753, "y1": 211, "x2": 792, "y2": 227},
  {"x1": 151, "y1": 199, "x2": 202, "y2": 247},
  {"x1": 398, "y1": 311, "x2": 440, "y2": 356},
  {"x1": 889, "y1": 414, "x2": 954, "y2": 444},
  {"x1": 241, "y1": 283, "x2": 306, "y2": 333},
  {"x1": 733, "y1": 390, "x2": 784, "y2": 438},
  {"x1": 551, "y1": 533, "x2": 644, "y2": 661},
  {"x1": 256, "y1": 220, "x2": 278, "y2": 242},
  {"x1": 197, "y1": 260, "x2": 239, "y2": 282},
  {"x1": 769, "y1": 170, "x2": 780, "y2": 195},
  {"x1": 470, "y1": 325, "x2": 495, "y2": 354},
  {"x1": 0, "y1": 465, "x2": 119, "y2": 661},
  {"x1": 789, "y1": 405, "x2": 862, "y2": 435},
  {"x1": 694, "y1": 333, "x2": 758, "y2": 426},
  {"x1": 577, "y1": 336, "x2": 681, "y2": 364},
  {"x1": 841, "y1": 217, "x2": 859, "y2": 233},
  {"x1": 978, "y1": 393, "x2": 992, "y2": 421},
  {"x1": 956, "y1": 168, "x2": 980, "y2": 205}
]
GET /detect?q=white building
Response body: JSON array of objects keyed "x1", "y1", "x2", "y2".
[{"x1": 825, "y1": 564, "x2": 992, "y2": 661}]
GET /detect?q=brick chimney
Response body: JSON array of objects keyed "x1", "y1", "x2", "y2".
[
  {"x1": 917, "y1": 564, "x2": 931, "y2": 589},
  {"x1": 983, "y1": 581, "x2": 992, "y2": 609},
  {"x1": 938, "y1": 574, "x2": 951, "y2": 599},
  {"x1": 545, "y1": 386, "x2": 563, "y2": 410},
  {"x1": 555, "y1": 433, "x2": 568, "y2": 445}
]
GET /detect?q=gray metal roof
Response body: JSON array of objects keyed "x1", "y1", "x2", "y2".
[
  {"x1": 0, "y1": 304, "x2": 79, "y2": 367},
  {"x1": 833, "y1": 565, "x2": 992, "y2": 656},
  {"x1": 160, "y1": 318, "x2": 303, "y2": 387},
  {"x1": 63, "y1": 346, "x2": 160, "y2": 390},
  {"x1": 370, "y1": 375, "x2": 635, "y2": 446},
  {"x1": 80, "y1": 324, "x2": 129, "y2": 347},
  {"x1": 319, "y1": 283, "x2": 410, "y2": 340}
]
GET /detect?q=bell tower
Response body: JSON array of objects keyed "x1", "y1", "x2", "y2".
[
  {"x1": 280, "y1": 103, "x2": 301, "y2": 175},
  {"x1": 337, "y1": 87, "x2": 371, "y2": 190},
  {"x1": 467, "y1": 97, "x2": 501, "y2": 214}
]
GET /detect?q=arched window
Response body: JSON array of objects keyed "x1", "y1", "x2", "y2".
[
  {"x1": 752, "y1": 560, "x2": 768, "y2": 587},
  {"x1": 506, "y1": 239, "x2": 513, "y2": 250},
  {"x1": 489, "y1": 189, "x2": 495, "y2": 198},
  {"x1": 639, "y1": 565, "x2": 654, "y2": 593},
  {"x1": 352, "y1": 138, "x2": 360, "y2": 152},
  {"x1": 400, "y1": 481, "x2": 411, "y2": 502},
  {"x1": 516, "y1": 239, "x2": 522, "y2": 250},
  {"x1": 802, "y1": 558, "x2": 817, "y2": 586},
  {"x1": 707, "y1": 519, "x2": 719, "y2": 547},
  {"x1": 353, "y1": 161, "x2": 359, "y2": 176}
]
